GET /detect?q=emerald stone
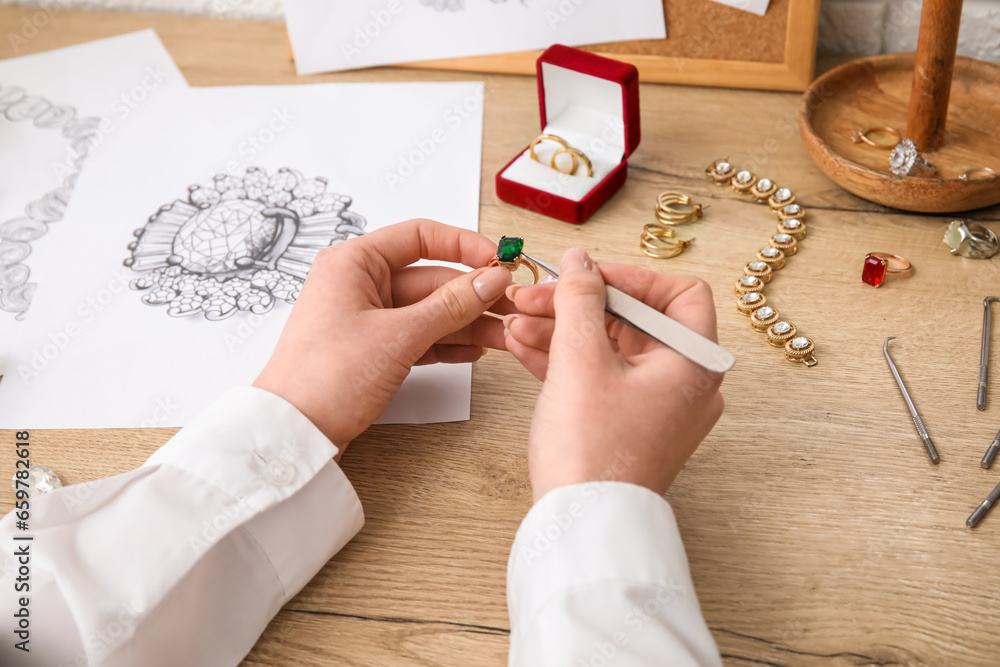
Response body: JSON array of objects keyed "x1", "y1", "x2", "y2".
[{"x1": 496, "y1": 236, "x2": 524, "y2": 264}]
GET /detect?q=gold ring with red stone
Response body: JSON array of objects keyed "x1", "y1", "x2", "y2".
[
  {"x1": 731, "y1": 169, "x2": 758, "y2": 194},
  {"x1": 861, "y1": 252, "x2": 912, "y2": 288},
  {"x1": 767, "y1": 320, "x2": 797, "y2": 347},
  {"x1": 776, "y1": 203, "x2": 806, "y2": 223},
  {"x1": 706, "y1": 158, "x2": 736, "y2": 184},
  {"x1": 775, "y1": 218, "x2": 806, "y2": 240},
  {"x1": 734, "y1": 274, "x2": 766, "y2": 295},
  {"x1": 750, "y1": 305, "x2": 779, "y2": 332},
  {"x1": 755, "y1": 246, "x2": 785, "y2": 270},
  {"x1": 784, "y1": 335, "x2": 817, "y2": 366},
  {"x1": 769, "y1": 233, "x2": 798, "y2": 255},
  {"x1": 767, "y1": 187, "x2": 796, "y2": 210},
  {"x1": 736, "y1": 291, "x2": 767, "y2": 316},
  {"x1": 750, "y1": 177, "x2": 777, "y2": 202},
  {"x1": 743, "y1": 260, "x2": 772, "y2": 283}
]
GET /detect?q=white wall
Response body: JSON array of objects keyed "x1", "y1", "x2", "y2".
[{"x1": 2, "y1": 0, "x2": 998, "y2": 62}]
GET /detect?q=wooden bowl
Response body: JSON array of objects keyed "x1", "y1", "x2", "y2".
[{"x1": 798, "y1": 53, "x2": 1000, "y2": 213}]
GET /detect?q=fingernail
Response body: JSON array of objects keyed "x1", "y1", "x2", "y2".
[
  {"x1": 473, "y1": 267, "x2": 512, "y2": 302},
  {"x1": 505, "y1": 284, "x2": 522, "y2": 301},
  {"x1": 502, "y1": 313, "x2": 520, "y2": 332},
  {"x1": 561, "y1": 247, "x2": 592, "y2": 274},
  {"x1": 541, "y1": 275, "x2": 558, "y2": 284}
]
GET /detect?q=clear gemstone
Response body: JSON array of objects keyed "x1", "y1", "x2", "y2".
[
  {"x1": 772, "y1": 321, "x2": 791, "y2": 334},
  {"x1": 740, "y1": 276, "x2": 759, "y2": 286},
  {"x1": 790, "y1": 336, "x2": 811, "y2": 349},
  {"x1": 782, "y1": 219, "x2": 802, "y2": 229},
  {"x1": 736, "y1": 170, "x2": 752, "y2": 183},
  {"x1": 774, "y1": 188, "x2": 792, "y2": 202},
  {"x1": 757, "y1": 178, "x2": 773, "y2": 191},
  {"x1": 12, "y1": 465, "x2": 62, "y2": 499},
  {"x1": 773, "y1": 233, "x2": 792, "y2": 243},
  {"x1": 742, "y1": 292, "x2": 762, "y2": 303},
  {"x1": 748, "y1": 261, "x2": 767, "y2": 271},
  {"x1": 755, "y1": 306, "x2": 775, "y2": 319},
  {"x1": 760, "y1": 247, "x2": 779, "y2": 257},
  {"x1": 783, "y1": 204, "x2": 802, "y2": 215},
  {"x1": 716, "y1": 161, "x2": 732, "y2": 174}
]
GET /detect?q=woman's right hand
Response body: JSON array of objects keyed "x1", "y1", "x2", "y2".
[{"x1": 504, "y1": 248, "x2": 725, "y2": 502}]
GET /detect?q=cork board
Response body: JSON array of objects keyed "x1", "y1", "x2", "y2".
[{"x1": 405, "y1": 0, "x2": 820, "y2": 92}]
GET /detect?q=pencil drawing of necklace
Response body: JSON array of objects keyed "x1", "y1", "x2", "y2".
[{"x1": 124, "y1": 166, "x2": 367, "y2": 321}]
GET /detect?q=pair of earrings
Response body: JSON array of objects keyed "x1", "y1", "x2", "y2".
[{"x1": 641, "y1": 192, "x2": 701, "y2": 259}]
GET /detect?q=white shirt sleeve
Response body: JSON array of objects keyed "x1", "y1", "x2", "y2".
[
  {"x1": 0, "y1": 386, "x2": 364, "y2": 667},
  {"x1": 507, "y1": 481, "x2": 722, "y2": 667}
]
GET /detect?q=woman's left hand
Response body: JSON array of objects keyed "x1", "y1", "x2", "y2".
[{"x1": 253, "y1": 219, "x2": 514, "y2": 451}]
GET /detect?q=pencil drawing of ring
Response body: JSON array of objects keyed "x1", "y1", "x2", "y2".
[
  {"x1": 889, "y1": 139, "x2": 937, "y2": 177},
  {"x1": 123, "y1": 166, "x2": 367, "y2": 320},
  {"x1": 551, "y1": 147, "x2": 593, "y2": 177},
  {"x1": 851, "y1": 126, "x2": 901, "y2": 149},
  {"x1": 943, "y1": 220, "x2": 999, "y2": 259},
  {"x1": 528, "y1": 134, "x2": 570, "y2": 163},
  {"x1": 487, "y1": 235, "x2": 539, "y2": 284}
]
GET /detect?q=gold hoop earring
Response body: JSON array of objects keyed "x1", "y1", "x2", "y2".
[
  {"x1": 640, "y1": 223, "x2": 692, "y2": 259},
  {"x1": 655, "y1": 192, "x2": 704, "y2": 225}
]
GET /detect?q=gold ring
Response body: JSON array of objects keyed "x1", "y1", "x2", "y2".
[
  {"x1": 529, "y1": 134, "x2": 570, "y2": 163},
  {"x1": 861, "y1": 252, "x2": 911, "y2": 288},
  {"x1": 655, "y1": 192, "x2": 703, "y2": 225},
  {"x1": 551, "y1": 147, "x2": 593, "y2": 177},
  {"x1": 487, "y1": 235, "x2": 539, "y2": 284},
  {"x1": 852, "y1": 126, "x2": 902, "y2": 149},
  {"x1": 960, "y1": 167, "x2": 998, "y2": 181}
]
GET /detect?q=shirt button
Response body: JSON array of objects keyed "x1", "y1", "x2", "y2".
[{"x1": 262, "y1": 458, "x2": 295, "y2": 486}]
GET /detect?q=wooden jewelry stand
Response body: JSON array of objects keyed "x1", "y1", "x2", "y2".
[{"x1": 798, "y1": 0, "x2": 1000, "y2": 213}]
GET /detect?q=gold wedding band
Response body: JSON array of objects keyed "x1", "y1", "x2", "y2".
[
  {"x1": 852, "y1": 126, "x2": 902, "y2": 149},
  {"x1": 529, "y1": 134, "x2": 570, "y2": 162},
  {"x1": 551, "y1": 147, "x2": 593, "y2": 177}
]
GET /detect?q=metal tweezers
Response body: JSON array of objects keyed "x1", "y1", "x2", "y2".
[
  {"x1": 522, "y1": 253, "x2": 736, "y2": 373},
  {"x1": 978, "y1": 296, "x2": 999, "y2": 411}
]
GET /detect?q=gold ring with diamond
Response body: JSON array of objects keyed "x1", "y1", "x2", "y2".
[
  {"x1": 551, "y1": 147, "x2": 593, "y2": 177},
  {"x1": 487, "y1": 235, "x2": 539, "y2": 284}
]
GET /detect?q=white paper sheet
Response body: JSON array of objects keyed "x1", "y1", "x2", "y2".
[
  {"x1": 0, "y1": 81, "x2": 485, "y2": 429},
  {"x1": 284, "y1": 0, "x2": 667, "y2": 75},
  {"x1": 0, "y1": 30, "x2": 188, "y2": 327},
  {"x1": 708, "y1": 0, "x2": 771, "y2": 17}
]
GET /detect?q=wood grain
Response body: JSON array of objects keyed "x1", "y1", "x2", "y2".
[
  {"x1": 2, "y1": 8, "x2": 1000, "y2": 667},
  {"x1": 905, "y1": 0, "x2": 964, "y2": 151}
]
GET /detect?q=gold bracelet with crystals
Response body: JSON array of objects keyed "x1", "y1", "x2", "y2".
[{"x1": 706, "y1": 158, "x2": 817, "y2": 367}]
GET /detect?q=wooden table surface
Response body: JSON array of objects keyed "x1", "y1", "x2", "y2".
[{"x1": 2, "y1": 7, "x2": 999, "y2": 666}]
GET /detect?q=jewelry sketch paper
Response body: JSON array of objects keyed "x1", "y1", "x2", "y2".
[
  {"x1": 125, "y1": 166, "x2": 367, "y2": 320},
  {"x1": 0, "y1": 82, "x2": 484, "y2": 429},
  {"x1": 0, "y1": 30, "x2": 188, "y2": 321},
  {"x1": 283, "y1": 0, "x2": 667, "y2": 75}
]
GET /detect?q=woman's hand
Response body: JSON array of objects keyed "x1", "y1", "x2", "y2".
[
  {"x1": 504, "y1": 248, "x2": 725, "y2": 502},
  {"x1": 253, "y1": 219, "x2": 513, "y2": 450}
]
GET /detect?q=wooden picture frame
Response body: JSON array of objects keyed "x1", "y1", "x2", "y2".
[{"x1": 402, "y1": 0, "x2": 821, "y2": 92}]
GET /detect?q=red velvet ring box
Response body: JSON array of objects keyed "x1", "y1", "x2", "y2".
[{"x1": 496, "y1": 44, "x2": 640, "y2": 224}]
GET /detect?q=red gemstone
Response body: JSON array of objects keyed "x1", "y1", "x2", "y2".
[{"x1": 862, "y1": 254, "x2": 887, "y2": 287}]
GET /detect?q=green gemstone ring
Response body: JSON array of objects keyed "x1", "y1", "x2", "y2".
[{"x1": 488, "y1": 236, "x2": 539, "y2": 284}]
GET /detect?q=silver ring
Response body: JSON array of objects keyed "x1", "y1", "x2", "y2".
[
  {"x1": 944, "y1": 220, "x2": 999, "y2": 259},
  {"x1": 889, "y1": 139, "x2": 937, "y2": 177}
]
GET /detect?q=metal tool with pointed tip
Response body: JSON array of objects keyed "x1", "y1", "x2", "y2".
[
  {"x1": 978, "y1": 297, "x2": 1000, "y2": 411},
  {"x1": 980, "y1": 428, "x2": 1000, "y2": 469},
  {"x1": 521, "y1": 253, "x2": 736, "y2": 374},
  {"x1": 967, "y1": 480, "x2": 1000, "y2": 528},
  {"x1": 883, "y1": 337, "x2": 940, "y2": 464}
]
